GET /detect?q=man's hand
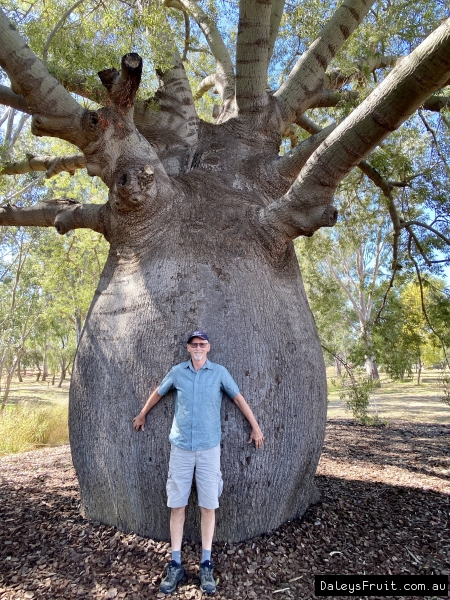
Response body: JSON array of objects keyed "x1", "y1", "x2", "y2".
[
  {"x1": 133, "y1": 413, "x2": 146, "y2": 431},
  {"x1": 132, "y1": 388, "x2": 163, "y2": 431},
  {"x1": 249, "y1": 426, "x2": 264, "y2": 448}
]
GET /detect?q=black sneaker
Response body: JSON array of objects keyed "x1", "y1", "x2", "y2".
[
  {"x1": 199, "y1": 560, "x2": 216, "y2": 595},
  {"x1": 159, "y1": 560, "x2": 185, "y2": 594}
]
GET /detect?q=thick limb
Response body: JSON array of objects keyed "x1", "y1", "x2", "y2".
[
  {"x1": 235, "y1": 0, "x2": 272, "y2": 114},
  {"x1": 274, "y1": 0, "x2": 375, "y2": 130},
  {"x1": 0, "y1": 200, "x2": 105, "y2": 235},
  {"x1": 261, "y1": 18, "x2": 450, "y2": 242},
  {"x1": 165, "y1": 0, "x2": 235, "y2": 101},
  {"x1": 0, "y1": 8, "x2": 84, "y2": 147},
  {"x1": 0, "y1": 84, "x2": 29, "y2": 113},
  {"x1": 1, "y1": 154, "x2": 86, "y2": 178},
  {"x1": 268, "y1": 0, "x2": 285, "y2": 65},
  {"x1": 194, "y1": 75, "x2": 217, "y2": 101},
  {"x1": 275, "y1": 123, "x2": 336, "y2": 180}
]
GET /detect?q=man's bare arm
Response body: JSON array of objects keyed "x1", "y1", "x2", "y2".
[
  {"x1": 233, "y1": 393, "x2": 264, "y2": 448},
  {"x1": 133, "y1": 387, "x2": 163, "y2": 431}
]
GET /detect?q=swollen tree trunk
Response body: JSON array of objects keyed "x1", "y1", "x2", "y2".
[{"x1": 70, "y1": 173, "x2": 327, "y2": 541}]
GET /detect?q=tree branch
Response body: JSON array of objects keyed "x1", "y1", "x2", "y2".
[
  {"x1": 0, "y1": 84, "x2": 30, "y2": 113},
  {"x1": 80, "y1": 55, "x2": 171, "y2": 188},
  {"x1": 235, "y1": 0, "x2": 272, "y2": 114},
  {"x1": 418, "y1": 109, "x2": 450, "y2": 174},
  {"x1": 45, "y1": 68, "x2": 106, "y2": 104},
  {"x1": 1, "y1": 154, "x2": 87, "y2": 178},
  {"x1": 0, "y1": 8, "x2": 84, "y2": 147},
  {"x1": 268, "y1": 0, "x2": 285, "y2": 65},
  {"x1": 10, "y1": 114, "x2": 29, "y2": 149},
  {"x1": 182, "y1": 7, "x2": 190, "y2": 62},
  {"x1": 321, "y1": 343, "x2": 358, "y2": 385},
  {"x1": 323, "y1": 54, "x2": 398, "y2": 91},
  {"x1": 98, "y1": 53, "x2": 143, "y2": 114},
  {"x1": 408, "y1": 250, "x2": 450, "y2": 365},
  {"x1": 274, "y1": 0, "x2": 376, "y2": 129},
  {"x1": 3, "y1": 175, "x2": 46, "y2": 203},
  {"x1": 260, "y1": 18, "x2": 450, "y2": 242},
  {"x1": 400, "y1": 220, "x2": 450, "y2": 246},
  {"x1": 275, "y1": 123, "x2": 336, "y2": 180},
  {"x1": 165, "y1": 0, "x2": 235, "y2": 101},
  {"x1": 42, "y1": 0, "x2": 87, "y2": 66},
  {"x1": 151, "y1": 49, "x2": 199, "y2": 149},
  {"x1": 423, "y1": 95, "x2": 450, "y2": 112},
  {"x1": 0, "y1": 200, "x2": 105, "y2": 235},
  {"x1": 194, "y1": 74, "x2": 217, "y2": 100},
  {"x1": 308, "y1": 89, "x2": 358, "y2": 109}
]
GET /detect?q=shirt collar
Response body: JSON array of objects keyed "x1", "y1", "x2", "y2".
[{"x1": 184, "y1": 358, "x2": 212, "y2": 372}]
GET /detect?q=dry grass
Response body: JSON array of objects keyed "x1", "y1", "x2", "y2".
[
  {"x1": 0, "y1": 403, "x2": 69, "y2": 455},
  {"x1": 327, "y1": 367, "x2": 450, "y2": 424},
  {"x1": 0, "y1": 372, "x2": 70, "y2": 455}
]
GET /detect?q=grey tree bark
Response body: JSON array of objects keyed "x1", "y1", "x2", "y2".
[{"x1": 1, "y1": 5, "x2": 450, "y2": 541}]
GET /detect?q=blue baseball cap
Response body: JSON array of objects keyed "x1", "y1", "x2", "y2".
[{"x1": 187, "y1": 330, "x2": 210, "y2": 343}]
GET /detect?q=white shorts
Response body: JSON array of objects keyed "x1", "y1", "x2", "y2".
[{"x1": 166, "y1": 444, "x2": 223, "y2": 509}]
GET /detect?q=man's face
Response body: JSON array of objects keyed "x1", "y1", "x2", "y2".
[{"x1": 187, "y1": 337, "x2": 210, "y2": 362}]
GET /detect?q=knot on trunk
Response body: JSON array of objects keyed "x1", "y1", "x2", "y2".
[
  {"x1": 320, "y1": 204, "x2": 338, "y2": 227},
  {"x1": 114, "y1": 165, "x2": 156, "y2": 212}
]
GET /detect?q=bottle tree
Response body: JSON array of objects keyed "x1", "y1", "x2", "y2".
[{"x1": 0, "y1": 2, "x2": 449, "y2": 541}]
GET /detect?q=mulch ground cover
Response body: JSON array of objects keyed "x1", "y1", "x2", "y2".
[{"x1": 1, "y1": 420, "x2": 449, "y2": 600}]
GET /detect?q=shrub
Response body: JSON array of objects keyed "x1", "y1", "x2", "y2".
[
  {"x1": 337, "y1": 374, "x2": 382, "y2": 425},
  {"x1": 441, "y1": 368, "x2": 450, "y2": 406}
]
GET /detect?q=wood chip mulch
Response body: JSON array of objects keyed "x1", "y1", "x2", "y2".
[{"x1": 1, "y1": 420, "x2": 449, "y2": 600}]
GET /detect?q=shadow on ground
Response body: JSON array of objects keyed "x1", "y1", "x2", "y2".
[{"x1": 0, "y1": 422, "x2": 449, "y2": 599}]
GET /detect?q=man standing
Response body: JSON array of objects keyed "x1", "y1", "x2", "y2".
[{"x1": 133, "y1": 331, "x2": 264, "y2": 595}]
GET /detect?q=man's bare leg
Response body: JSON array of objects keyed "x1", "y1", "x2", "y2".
[
  {"x1": 170, "y1": 506, "x2": 186, "y2": 552},
  {"x1": 160, "y1": 507, "x2": 186, "y2": 594},
  {"x1": 199, "y1": 507, "x2": 216, "y2": 593},
  {"x1": 200, "y1": 507, "x2": 215, "y2": 554}
]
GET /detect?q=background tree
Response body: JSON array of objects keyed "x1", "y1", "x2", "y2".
[
  {"x1": 0, "y1": 0, "x2": 450, "y2": 542},
  {"x1": 372, "y1": 278, "x2": 450, "y2": 383},
  {"x1": 297, "y1": 174, "x2": 393, "y2": 379}
]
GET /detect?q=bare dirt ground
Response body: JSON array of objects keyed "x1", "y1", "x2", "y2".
[{"x1": 1, "y1": 420, "x2": 449, "y2": 600}]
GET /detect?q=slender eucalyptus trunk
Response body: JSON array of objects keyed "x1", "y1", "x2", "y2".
[
  {"x1": 42, "y1": 343, "x2": 49, "y2": 381},
  {"x1": 58, "y1": 359, "x2": 67, "y2": 388},
  {"x1": 1, "y1": 352, "x2": 21, "y2": 410},
  {"x1": 416, "y1": 353, "x2": 422, "y2": 386},
  {"x1": 365, "y1": 355, "x2": 380, "y2": 380},
  {"x1": 17, "y1": 356, "x2": 23, "y2": 382},
  {"x1": 35, "y1": 361, "x2": 42, "y2": 381},
  {"x1": 75, "y1": 309, "x2": 83, "y2": 346}
]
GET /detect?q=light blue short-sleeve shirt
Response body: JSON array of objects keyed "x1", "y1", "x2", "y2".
[{"x1": 158, "y1": 359, "x2": 240, "y2": 451}]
